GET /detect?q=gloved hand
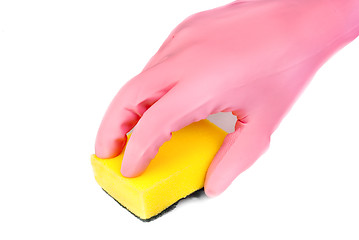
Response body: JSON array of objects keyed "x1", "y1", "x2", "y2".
[{"x1": 95, "y1": 0, "x2": 359, "y2": 196}]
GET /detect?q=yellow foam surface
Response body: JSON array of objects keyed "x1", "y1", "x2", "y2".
[{"x1": 91, "y1": 119, "x2": 226, "y2": 220}]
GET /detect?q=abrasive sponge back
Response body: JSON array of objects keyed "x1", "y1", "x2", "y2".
[{"x1": 91, "y1": 119, "x2": 226, "y2": 221}]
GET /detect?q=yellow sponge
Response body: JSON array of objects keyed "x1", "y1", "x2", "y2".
[{"x1": 91, "y1": 119, "x2": 226, "y2": 221}]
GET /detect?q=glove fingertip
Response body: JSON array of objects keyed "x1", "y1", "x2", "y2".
[
  {"x1": 204, "y1": 166, "x2": 235, "y2": 198},
  {"x1": 95, "y1": 136, "x2": 127, "y2": 159}
]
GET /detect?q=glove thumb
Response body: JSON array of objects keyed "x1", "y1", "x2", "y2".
[{"x1": 204, "y1": 117, "x2": 270, "y2": 197}]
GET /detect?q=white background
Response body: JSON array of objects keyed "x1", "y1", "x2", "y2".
[{"x1": 1, "y1": 0, "x2": 358, "y2": 239}]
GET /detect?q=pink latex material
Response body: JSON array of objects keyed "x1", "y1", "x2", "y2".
[{"x1": 96, "y1": 0, "x2": 359, "y2": 197}]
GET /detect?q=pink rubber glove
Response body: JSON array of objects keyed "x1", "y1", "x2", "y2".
[{"x1": 96, "y1": 0, "x2": 359, "y2": 197}]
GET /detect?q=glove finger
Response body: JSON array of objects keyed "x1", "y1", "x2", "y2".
[
  {"x1": 95, "y1": 62, "x2": 177, "y2": 159},
  {"x1": 120, "y1": 83, "x2": 218, "y2": 177}
]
